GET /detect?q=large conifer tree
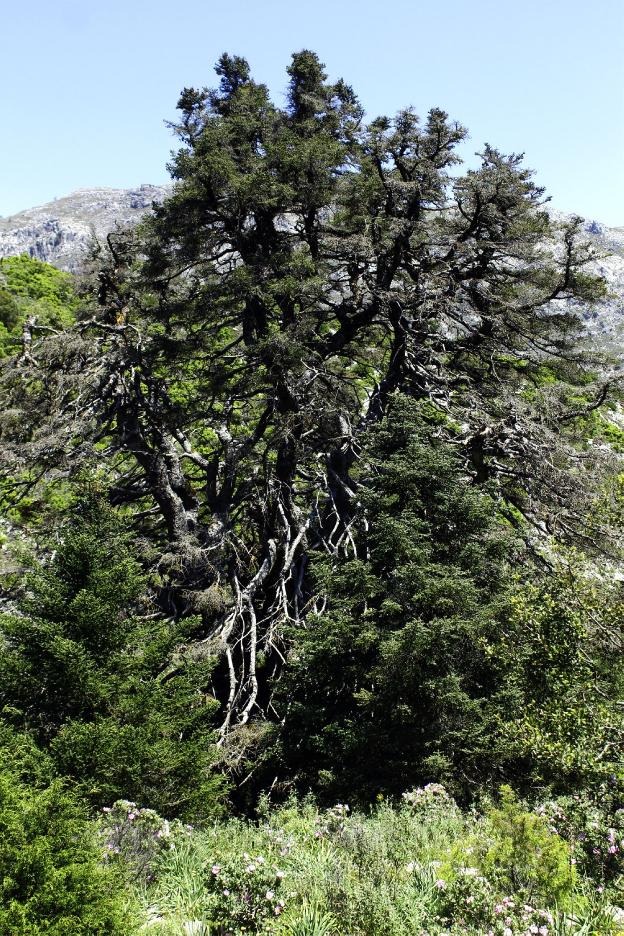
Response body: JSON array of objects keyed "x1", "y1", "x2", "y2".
[{"x1": 0, "y1": 52, "x2": 616, "y2": 741}]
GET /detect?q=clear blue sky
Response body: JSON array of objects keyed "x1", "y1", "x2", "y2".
[{"x1": 2, "y1": 0, "x2": 623, "y2": 223}]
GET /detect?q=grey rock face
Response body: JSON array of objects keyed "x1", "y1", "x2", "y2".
[
  {"x1": 0, "y1": 185, "x2": 170, "y2": 273},
  {"x1": 544, "y1": 211, "x2": 624, "y2": 345}
]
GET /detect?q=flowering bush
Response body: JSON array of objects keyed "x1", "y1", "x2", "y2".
[
  {"x1": 437, "y1": 869, "x2": 555, "y2": 935},
  {"x1": 402, "y1": 783, "x2": 458, "y2": 816},
  {"x1": 536, "y1": 792, "x2": 624, "y2": 884},
  {"x1": 203, "y1": 851, "x2": 290, "y2": 933},
  {"x1": 313, "y1": 802, "x2": 350, "y2": 839},
  {"x1": 99, "y1": 799, "x2": 191, "y2": 881}
]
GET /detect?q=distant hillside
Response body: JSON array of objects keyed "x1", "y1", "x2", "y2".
[
  {"x1": 0, "y1": 185, "x2": 169, "y2": 273},
  {"x1": 545, "y1": 211, "x2": 624, "y2": 344}
]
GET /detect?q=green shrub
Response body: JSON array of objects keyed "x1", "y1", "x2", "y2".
[
  {"x1": 0, "y1": 494, "x2": 226, "y2": 819},
  {"x1": 0, "y1": 255, "x2": 78, "y2": 356},
  {"x1": 443, "y1": 786, "x2": 576, "y2": 913},
  {"x1": 493, "y1": 572, "x2": 624, "y2": 797},
  {"x1": 0, "y1": 757, "x2": 136, "y2": 935}
]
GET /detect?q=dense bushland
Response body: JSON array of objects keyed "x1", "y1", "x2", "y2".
[
  {"x1": 0, "y1": 50, "x2": 623, "y2": 933},
  {"x1": 0, "y1": 254, "x2": 77, "y2": 355}
]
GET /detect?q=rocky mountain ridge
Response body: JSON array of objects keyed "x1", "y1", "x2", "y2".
[
  {"x1": 0, "y1": 185, "x2": 170, "y2": 273},
  {"x1": 0, "y1": 187, "x2": 622, "y2": 337}
]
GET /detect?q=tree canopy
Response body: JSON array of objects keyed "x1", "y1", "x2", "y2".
[{"x1": 0, "y1": 50, "x2": 619, "y2": 764}]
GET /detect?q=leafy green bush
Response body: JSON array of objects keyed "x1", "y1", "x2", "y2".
[
  {"x1": 0, "y1": 254, "x2": 78, "y2": 355},
  {"x1": 0, "y1": 748, "x2": 136, "y2": 935},
  {"x1": 0, "y1": 495, "x2": 225, "y2": 819},
  {"x1": 493, "y1": 570, "x2": 624, "y2": 796},
  {"x1": 482, "y1": 787, "x2": 576, "y2": 908}
]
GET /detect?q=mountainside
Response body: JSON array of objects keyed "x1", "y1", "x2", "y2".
[
  {"x1": 546, "y1": 211, "x2": 624, "y2": 343},
  {"x1": 0, "y1": 185, "x2": 169, "y2": 273},
  {"x1": 0, "y1": 187, "x2": 622, "y2": 337}
]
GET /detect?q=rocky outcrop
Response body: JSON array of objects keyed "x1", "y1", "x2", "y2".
[
  {"x1": 574, "y1": 220, "x2": 624, "y2": 344},
  {"x1": 0, "y1": 185, "x2": 169, "y2": 273}
]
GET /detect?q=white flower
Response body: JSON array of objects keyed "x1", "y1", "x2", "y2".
[{"x1": 265, "y1": 890, "x2": 274, "y2": 900}]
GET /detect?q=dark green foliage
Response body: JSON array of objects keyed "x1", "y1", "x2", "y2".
[
  {"x1": 0, "y1": 497, "x2": 226, "y2": 818},
  {"x1": 272, "y1": 400, "x2": 624, "y2": 804},
  {"x1": 0, "y1": 285, "x2": 20, "y2": 329},
  {"x1": 0, "y1": 51, "x2": 613, "y2": 753},
  {"x1": 0, "y1": 51, "x2": 620, "y2": 841},
  {"x1": 0, "y1": 735, "x2": 135, "y2": 935},
  {"x1": 273, "y1": 398, "x2": 523, "y2": 802}
]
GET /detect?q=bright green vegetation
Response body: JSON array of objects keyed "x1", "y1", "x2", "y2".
[
  {"x1": 0, "y1": 731, "x2": 135, "y2": 935},
  {"x1": 0, "y1": 254, "x2": 78, "y2": 354},
  {"x1": 0, "y1": 50, "x2": 623, "y2": 934}
]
